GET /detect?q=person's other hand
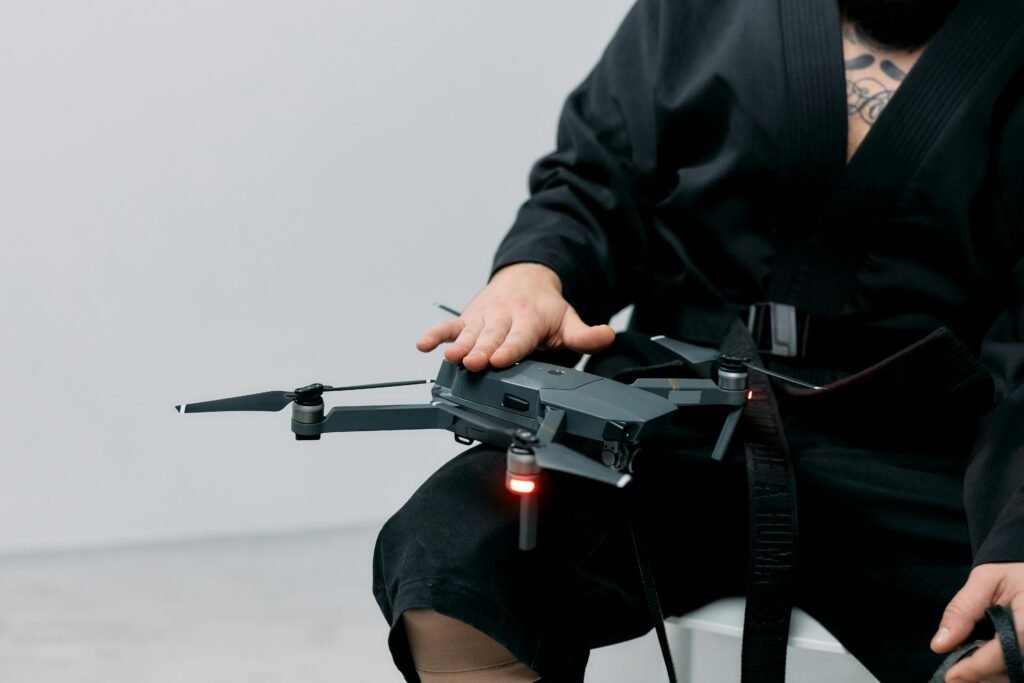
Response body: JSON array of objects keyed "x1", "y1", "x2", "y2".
[
  {"x1": 931, "y1": 562, "x2": 1024, "y2": 682},
  {"x1": 416, "y1": 263, "x2": 615, "y2": 371}
]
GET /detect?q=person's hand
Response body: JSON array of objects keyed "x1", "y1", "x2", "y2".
[
  {"x1": 416, "y1": 263, "x2": 615, "y2": 371},
  {"x1": 932, "y1": 562, "x2": 1024, "y2": 682}
]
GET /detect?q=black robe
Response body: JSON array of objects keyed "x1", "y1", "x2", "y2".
[{"x1": 491, "y1": 0, "x2": 1024, "y2": 565}]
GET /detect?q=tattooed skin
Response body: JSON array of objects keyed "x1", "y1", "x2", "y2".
[{"x1": 844, "y1": 26, "x2": 910, "y2": 126}]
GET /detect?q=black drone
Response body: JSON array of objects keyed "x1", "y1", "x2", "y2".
[{"x1": 176, "y1": 336, "x2": 819, "y2": 550}]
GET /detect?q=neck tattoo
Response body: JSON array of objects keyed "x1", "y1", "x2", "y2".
[{"x1": 844, "y1": 26, "x2": 909, "y2": 126}]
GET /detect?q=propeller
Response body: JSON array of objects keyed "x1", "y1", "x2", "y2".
[
  {"x1": 651, "y1": 336, "x2": 825, "y2": 391},
  {"x1": 175, "y1": 379, "x2": 433, "y2": 414},
  {"x1": 650, "y1": 335, "x2": 722, "y2": 367}
]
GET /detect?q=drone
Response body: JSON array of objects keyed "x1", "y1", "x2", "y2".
[{"x1": 175, "y1": 335, "x2": 821, "y2": 550}]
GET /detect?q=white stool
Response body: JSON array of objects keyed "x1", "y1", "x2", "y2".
[{"x1": 666, "y1": 597, "x2": 878, "y2": 682}]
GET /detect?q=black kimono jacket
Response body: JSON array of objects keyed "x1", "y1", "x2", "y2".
[{"x1": 491, "y1": 0, "x2": 1024, "y2": 565}]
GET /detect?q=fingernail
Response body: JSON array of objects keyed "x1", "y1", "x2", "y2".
[{"x1": 933, "y1": 627, "x2": 950, "y2": 646}]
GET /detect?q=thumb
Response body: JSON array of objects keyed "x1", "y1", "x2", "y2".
[
  {"x1": 932, "y1": 572, "x2": 996, "y2": 653},
  {"x1": 559, "y1": 307, "x2": 616, "y2": 353}
]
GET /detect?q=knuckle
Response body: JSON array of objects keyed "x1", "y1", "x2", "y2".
[{"x1": 507, "y1": 330, "x2": 537, "y2": 349}]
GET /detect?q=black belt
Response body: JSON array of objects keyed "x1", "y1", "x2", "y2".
[
  {"x1": 628, "y1": 317, "x2": 798, "y2": 683},
  {"x1": 723, "y1": 318, "x2": 799, "y2": 683}
]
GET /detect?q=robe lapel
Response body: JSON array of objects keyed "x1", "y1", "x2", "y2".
[{"x1": 770, "y1": 0, "x2": 1024, "y2": 317}]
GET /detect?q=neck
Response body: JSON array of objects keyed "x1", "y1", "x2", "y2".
[{"x1": 839, "y1": 0, "x2": 959, "y2": 50}]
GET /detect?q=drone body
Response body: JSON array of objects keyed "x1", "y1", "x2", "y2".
[
  {"x1": 176, "y1": 335, "x2": 776, "y2": 549},
  {"x1": 433, "y1": 359, "x2": 678, "y2": 445}
]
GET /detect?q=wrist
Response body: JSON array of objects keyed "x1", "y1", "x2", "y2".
[{"x1": 489, "y1": 262, "x2": 563, "y2": 294}]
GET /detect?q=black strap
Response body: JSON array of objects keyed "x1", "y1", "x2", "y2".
[
  {"x1": 722, "y1": 319, "x2": 799, "y2": 683},
  {"x1": 989, "y1": 605, "x2": 1024, "y2": 683},
  {"x1": 629, "y1": 498, "x2": 678, "y2": 683},
  {"x1": 928, "y1": 605, "x2": 1024, "y2": 682},
  {"x1": 928, "y1": 640, "x2": 986, "y2": 683},
  {"x1": 624, "y1": 320, "x2": 798, "y2": 683}
]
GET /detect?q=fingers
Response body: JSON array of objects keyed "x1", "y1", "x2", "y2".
[
  {"x1": 461, "y1": 317, "x2": 513, "y2": 371},
  {"x1": 559, "y1": 307, "x2": 616, "y2": 353},
  {"x1": 945, "y1": 637, "x2": 1007, "y2": 682},
  {"x1": 416, "y1": 269, "x2": 615, "y2": 370},
  {"x1": 490, "y1": 324, "x2": 541, "y2": 368},
  {"x1": 934, "y1": 570, "x2": 999, "y2": 653},
  {"x1": 417, "y1": 319, "x2": 464, "y2": 353},
  {"x1": 445, "y1": 317, "x2": 485, "y2": 366}
]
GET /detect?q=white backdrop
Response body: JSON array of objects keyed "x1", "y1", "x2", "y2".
[{"x1": 0, "y1": 0, "x2": 635, "y2": 553}]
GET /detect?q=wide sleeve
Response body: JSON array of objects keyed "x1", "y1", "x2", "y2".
[
  {"x1": 964, "y1": 256, "x2": 1024, "y2": 565},
  {"x1": 490, "y1": 0, "x2": 665, "y2": 325},
  {"x1": 962, "y1": 97, "x2": 1024, "y2": 566}
]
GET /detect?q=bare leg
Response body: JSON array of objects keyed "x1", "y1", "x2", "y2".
[{"x1": 403, "y1": 609, "x2": 542, "y2": 682}]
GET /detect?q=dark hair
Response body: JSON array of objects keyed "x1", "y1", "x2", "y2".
[{"x1": 840, "y1": 0, "x2": 960, "y2": 49}]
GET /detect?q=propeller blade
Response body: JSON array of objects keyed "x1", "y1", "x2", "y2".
[
  {"x1": 175, "y1": 391, "x2": 295, "y2": 414},
  {"x1": 534, "y1": 442, "x2": 632, "y2": 488},
  {"x1": 651, "y1": 335, "x2": 721, "y2": 366},
  {"x1": 710, "y1": 406, "x2": 744, "y2": 461},
  {"x1": 323, "y1": 379, "x2": 432, "y2": 393},
  {"x1": 742, "y1": 364, "x2": 825, "y2": 391},
  {"x1": 653, "y1": 333, "x2": 825, "y2": 391},
  {"x1": 434, "y1": 303, "x2": 462, "y2": 317}
]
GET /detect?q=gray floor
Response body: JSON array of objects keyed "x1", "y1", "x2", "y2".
[
  {"x1": 0, "y1": 526, "x2": 875, "y2": 682},
  {"x1": 0, "y1": 525, "x2": 681, "y2": 683}
]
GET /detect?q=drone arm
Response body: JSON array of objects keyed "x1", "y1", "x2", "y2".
[
  {"x1": 632, "y1": 378, "x2": 747, "y2": 407},
  {"x1": 536, "y1": 407, "x2": 567, "y2": 445},
  {"x1": 296, "y1": 404, "x2": 453, "y2": 437},
  {"x1": 433, "y1": 402, "x2": 519, "y2": 447},
  {"x1": 293, "y1": 400, "x2": 525, "y2": 449}
]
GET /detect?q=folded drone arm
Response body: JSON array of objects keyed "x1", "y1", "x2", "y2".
[
  {"x1": 295, "y1": 400, "x2": 527, "y2": 451},
  {"x1": 629, "y1": 377, "x2": 747, "y2": 461},
  {"x1": 631, "y1": 377, "x2": 747, "y2": 407},
  {"x1": 294, "y1": 404, "x2": 453, "y2": 438}
]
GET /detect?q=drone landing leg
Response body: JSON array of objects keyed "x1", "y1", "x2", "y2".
[{"x1": 519, "y1": 496, "x2": 538, "y2": 551}]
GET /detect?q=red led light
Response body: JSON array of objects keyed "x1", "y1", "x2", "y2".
[
  {"x1": 507, "y1": 478, "x2": 537, "y2": 494},
  {"x1": 747, "y1": 389, "x2": 754, "y2": 400}
]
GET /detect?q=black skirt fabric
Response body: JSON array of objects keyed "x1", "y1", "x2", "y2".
[{"x1": 372, "y1": 399, "x2": 976, "y2": 683}]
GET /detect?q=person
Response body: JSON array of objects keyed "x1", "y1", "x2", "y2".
[{"x1": 373, "y1": 0, "x2": 1024, "y2": 680}]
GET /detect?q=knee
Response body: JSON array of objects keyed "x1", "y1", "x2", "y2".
[{"x1": 402, "y1": 609, "x2": 540, "y2": 682}]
